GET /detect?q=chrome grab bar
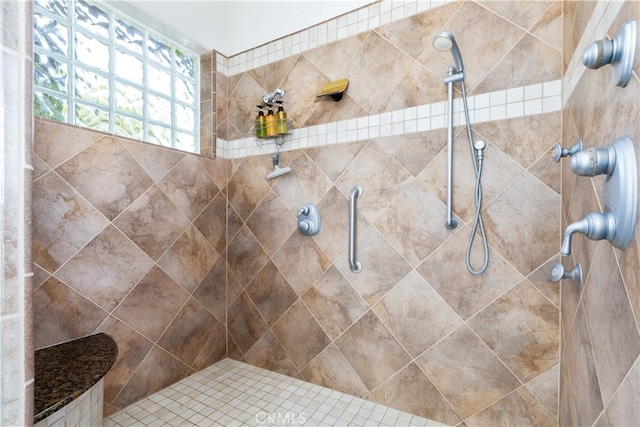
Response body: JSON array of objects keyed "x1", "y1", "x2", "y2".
[
  {"x1": 444, "y1": 67, "x2": 460, "y2": 230},
  {"x1": 349, "y1": 185, "x2": 363, "y2": 273}
]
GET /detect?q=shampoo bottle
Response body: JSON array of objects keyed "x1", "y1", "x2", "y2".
[
  {"x1": 276, "y1": 101, "x2": 288, "y2": 135},
  {"x1": 255, "y1": 105, "x2": 266, "y2": 138},
  {"x1": 265, "y1": 104, "x2": 277, "y2": 137}
]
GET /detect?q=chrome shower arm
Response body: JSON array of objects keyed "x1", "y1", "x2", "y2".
[{"x1": 263, "y1": 88, "x2": 285, "y2": 104}]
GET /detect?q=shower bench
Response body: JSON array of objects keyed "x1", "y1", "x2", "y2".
[{"x1": 34, "y1": 333, "x2": 117, "y2": 426}]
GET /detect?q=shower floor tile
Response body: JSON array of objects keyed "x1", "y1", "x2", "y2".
[{"x1": 105, "y1": 358, "x2": 449, "y2": 426}]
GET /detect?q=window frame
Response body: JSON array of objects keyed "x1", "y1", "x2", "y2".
[{"x1": 33, "y1": 0, "x2": 200, "y2": 153}]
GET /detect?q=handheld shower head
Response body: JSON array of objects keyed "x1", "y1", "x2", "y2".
[{"x1": 433, "y1": 31, "x2": 464, "y2": 73}]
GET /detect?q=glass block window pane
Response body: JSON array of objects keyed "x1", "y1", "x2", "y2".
[
  {"x1": 175, "y1": 50, "x2": 194, "y2": 78},
  {"x1": 176, "y1": 78, "x2": 194, "y2": 103},
  {"x1": 115, "y1": 115, "x2": 143, "y2": 140},
  {"x1": 33, "y1": 13, "x2": 68, "y2": 54},
  {"x1": 34, "y1": 0, "x2": 68, "y2": 18},
  {"x1": 176, "y1": 132, "x2": 196, "y2": 153},
  {"x1": 115, "y1": 82, "x2": 143, "y2": 116},
  {"x1": 34, "y1": 52, "x2": 68, "y2": 93},
  {"x1": 148, "y1": 124, "x2": 172, "y2": 147},
  {"x1": 75, "y1": 0, "x2": 109, "y2": 39},
  {"x1": 115, "y1": 49, "x2": 143, "y2": 84},
  {"x1": 33, "y1": 0, "x2": 199, "y2": 153},
  {"x1": 75, "y1": 31, "x2": 109, "y2": 69},
  {"x1": 148, "y1": 64, "x2": 171, "y2": 95},
  {"x1": 148, "y1": 94, "x2": 172, "y2": 125},
  {"x1": 115, "y1": 18, "x2": 143, "y2": 54},
  {"x1": 75, "y1": 103, "x2": 109, "y2": 132},
  {"x1": 148, "y1": 36, "x2": 172, "y2": 68},
  {"x1": 176, "y1": 104, "x2": 194, "y2": 130},
  {"x1": 75, "y1": 67, "x2": 109, "y2": 106},
  {"x1": 34, "y1": 91, "x2": 68, "y2": 121}
]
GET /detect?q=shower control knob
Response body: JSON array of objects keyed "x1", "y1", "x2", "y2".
[
  {"x1": 550, "y1": 262, "x2": 582, "y2": 286},
  {"x1": 552, "y1": 138, "x2": 583, "y2": 163},
  {"x1": 298, "y1": 220, "x2": 312, "y2": 233},
  {"x1": 581, "y1": 20, "x2": 636, "y2": 87},
  {"x1": 297, "y1": 202, "x2": 321, "y2": 236},
  {"x1": 571, "y1": 146, "x2": 616, "y2": 176}
]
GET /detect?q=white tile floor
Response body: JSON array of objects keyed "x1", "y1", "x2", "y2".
[{"x1": 105, "y1": 358, "x2": 449, "y2": 427}]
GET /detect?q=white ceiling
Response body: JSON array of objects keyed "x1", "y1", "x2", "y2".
[{"x1": 120, "y1": 1, "x2": 374, "y2": 56}]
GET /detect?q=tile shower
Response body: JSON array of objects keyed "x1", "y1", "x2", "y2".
[{"x1": 21, "y1": 1, "x2": 638, "y2": 427}]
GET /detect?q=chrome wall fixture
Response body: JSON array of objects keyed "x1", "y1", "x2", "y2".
[
  {"x1": 433, "y1": 31, "x2": 489, "y2": 275},
  {"x1": 560, "y1": 135, "x2": 637, "y2": 256},
  {"x1": 349, "y1": 185, "x2": 362, "y2": 273},
  {"x1": 263, "y1": 88, "x2": 285, "y2": 104},
  {"x1": 550, "y1": 263, "x2": 583, "y2": 287},
  {"x1": 582, "y1": 19, "x2": 636, "y2": 87},
  {"x1": 297, "y1": 203, "x2": 321, "y2": 236},
  {"x1": 552, "y1": 138, "x2": 583, "y2": 162}
]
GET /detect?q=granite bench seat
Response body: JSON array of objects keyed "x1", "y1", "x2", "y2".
[{"x1": 34, "y1": 333, "x2": 117, "y2": 423}]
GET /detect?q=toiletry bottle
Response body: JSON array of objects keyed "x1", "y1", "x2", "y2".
[
  {"x1": 276, "y1": 101, "x2": 288, "y2": 135},
  {"x1": 265, "y1": 104, "x2": 277, "y2": 137},
  {"x1": 255, "y1": 105, "x2": 266, "y2": 138}
]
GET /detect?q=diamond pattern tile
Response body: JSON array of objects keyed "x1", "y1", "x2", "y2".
[
  {"x1": 468, "y1": 280, "x2": 559, "y2": 382},
  {"x1": 272, "y1": 152, "x2": 333, "y2": 217},
  {"x1": 157, "y1": 225, "x2": 218, "y2": 293},
  {"x1": 373, "y1": 271, "x2": 462, "y2": 358},
  {"x1": 158, "y1": 155, "x2": 218, "y2": 221},
  {"x1": 55, "y1": 137, "x2": 154, "y2": 220},
  {"x1": 272, "y1": 231, "x2": 331, "y2": 296},
  {"x1": 114, "y1": 185, "x2": 191, "y2": 261},
  {"x1": 54, "y1": 225, "x2": 154, "y2": 311},
  {"x1": 336, "y1": 227, "x2": 412, "y2": 306},
  {"x1": 33, "y1": 171, "x2": 108, "y2": 273},
  {"x1": 336, "y1": 142, "x2": 412, "y2": 223},
  {"x1": 271, "y1": 300, "x2": 331, "y2": 370},
  {"x1": 417, "y1": 325, "x2": 521, "y2": 419},
  {"x1": 227, "y1": 160, "x2": 270, "y2": 221},
  {"x1": 375, "y1": 180, "x2": 452, "y2": 267}
]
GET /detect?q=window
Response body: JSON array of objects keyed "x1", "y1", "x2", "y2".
[{"x1": 33, "y1": 0, "x2": 199, "y2": 153}]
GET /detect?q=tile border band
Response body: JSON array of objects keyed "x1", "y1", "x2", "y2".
[
  {"x1": 217, "y1": 79, "x2": 561, "y2": 159},
  {"x1": 216, "y1": 0, "x2": 450, "y2": 76}
]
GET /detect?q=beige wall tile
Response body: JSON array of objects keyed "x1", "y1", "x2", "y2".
[
  {"x1": 112, "y1": 346, "x2": 189, "y2": 409},
  {"x1": 113, "y1": 267, "x2": 190, "y2": 341},
  {"x1": 417, "y1": 325, "x2": 520, "y2": 419},
  {"x1": 301, "y1": 266, "x2": 369, "y2": 340},
  {"x1": 300, "y1": 344, "x2": 369, "y2": 397},
  {"x1": 468, "y1": 280, "x2": 559, "y2": 382},
  {"x1": 243, "y1": 330, "x2": 298, "y2": 378},
  {"x1": 466, "y1": 386, "x2": 557, "y2": 427},
  {"x1": 335, "y1": 310, "x2": 411, "y2": 390},
  {"x1": 372, "y1": 271, "x2": 462, "y2": 358},
  {"x1": 372, "y1": 363, "x2": 460, "y2": 425},
  {"x1": 271, "y1": 300, "x2": 331, "y2": 370}
]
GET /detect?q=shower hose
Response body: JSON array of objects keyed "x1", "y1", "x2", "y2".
[{"x1": 461, "y1": 81, "x2": 489, "y2": 275}]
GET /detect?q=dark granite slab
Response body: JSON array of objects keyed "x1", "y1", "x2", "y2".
[{"x1": 34, "y1": 333, "x2": 118, "y2": 423}]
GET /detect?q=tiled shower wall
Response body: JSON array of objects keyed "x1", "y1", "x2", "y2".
[
  {"x1": 2, "y1": 1, "x2": 34, "y2": 425},
  {"x1": 559, "y1": 1, "x2": 640, "y2": 425},
  {"x1": 223, "y1": 1, "x2": 562, "y2": 425},
  {"x1": 31, "y1": 119, "x2": 228, "y2": 415}
]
